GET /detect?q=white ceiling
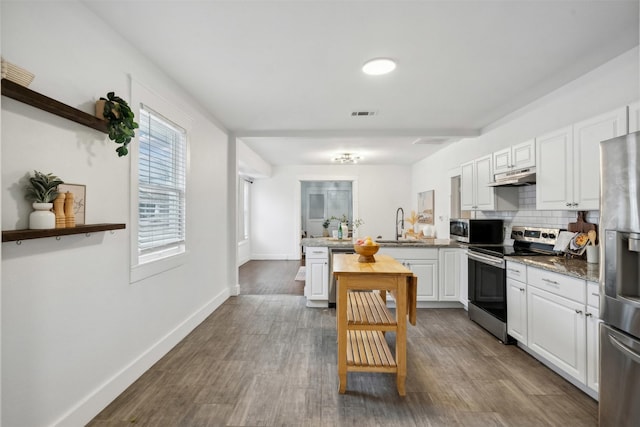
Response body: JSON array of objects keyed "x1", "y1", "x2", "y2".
[{"x1": 84, "y1": 0, "x2": 639, "y2": 166}]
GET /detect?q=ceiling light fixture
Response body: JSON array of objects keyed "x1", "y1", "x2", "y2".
[
  {"x1": 362, "y1": 57, "x2": 396, "y2": 75},
  {"x1": 333, "y1": 153, "x2": 361, "y2": 164}
]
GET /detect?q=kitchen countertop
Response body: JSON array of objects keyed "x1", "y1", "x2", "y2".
[
  {"x1": 507, "y1": 255, "x2": 600, "y2": 282},
  {"x1": 301, "y1": 237, "x2": 461, "y2": 249}
]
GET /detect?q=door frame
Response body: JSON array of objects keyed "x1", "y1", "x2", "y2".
[{"x1": 295, "y1": 175, "x2": 359, "y2": 251}]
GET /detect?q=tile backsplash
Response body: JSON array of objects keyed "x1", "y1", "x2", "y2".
[{"x1": 475, "y1": 185, "x2": 599, "y2": 236}]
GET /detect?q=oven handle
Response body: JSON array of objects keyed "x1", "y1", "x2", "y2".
[{"x1": 468, "y1": 251, "x2": 505, "y2": 269}]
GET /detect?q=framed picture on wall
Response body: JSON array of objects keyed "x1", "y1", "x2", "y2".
[
  {"x1": 418, "y1": 190, "x2": 434, "y2": 224},
  {"x1": 57, "y1": 183, "x2": 86, "y2": 225}
]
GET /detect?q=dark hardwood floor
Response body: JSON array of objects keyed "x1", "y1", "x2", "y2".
[{"x1": 89, "y1": 260, "x2": 597, "y2": 426}]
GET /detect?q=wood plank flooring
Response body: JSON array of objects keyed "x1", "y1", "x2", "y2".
[{"x1": 88, "y1": 260, "x2": 597, "y2": 426}]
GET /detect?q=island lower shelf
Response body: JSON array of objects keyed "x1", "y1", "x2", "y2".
[
  {"x1": 346, "y1": 330, "x2": 397, "y2": 371},
  {"x1": 2, "y1": 223, "x2": 126, "y2": 242}
]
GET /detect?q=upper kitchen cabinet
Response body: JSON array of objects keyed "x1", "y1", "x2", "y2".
[
  {"x1": 629, "y1": 101, "x2": 640, "y2": 133},
  {"x1": 493, "y1": 139, "x2": 536, "y2": 175},
  {"x1": 536, "y1": 107, "x2": 627, "y2": 210},
  {"x1": 461, "y1": 154, "x2": 518, "y2": 211}
]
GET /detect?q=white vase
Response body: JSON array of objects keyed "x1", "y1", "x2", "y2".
[{"x1": 29, "y1": 202, "x2": 55, "y2": 229}]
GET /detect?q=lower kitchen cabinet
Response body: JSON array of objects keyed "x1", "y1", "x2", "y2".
[
  {"x1": 527, "y1": 284, "x2": 587, "y2": 383},
  {"x1": 507, "y1": 277, "x2": 527, "y2": 343},
  {"x1": 439, "y1": 248, "x2": 462, "y2": 302},
  {"x1": 378, "y1": 247, "x2": 465, "y2": 305},
  {"x1": 404, "y1": 259, "x2": 438, "y2": 300},
  {"x1": 305, "y1": 246, "x2": 329, "y2": 306},
  {"x1": 586, "y1": 281, "x2": 601, "y2": 394}
]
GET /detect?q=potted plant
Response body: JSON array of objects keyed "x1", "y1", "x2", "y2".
[
  {"x1": 322, "y1": 219, "x2": 331, "y2": 237},
  {"x1": 24, "y1": 170, "x2": 64, "y2": 229},
  {"x1": 96, "y1": 92, "x2": 139, "y2": 157}
]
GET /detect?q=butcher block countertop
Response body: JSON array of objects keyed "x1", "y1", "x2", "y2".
[
  {"x1": 507, "y1": 255, "x2": 600, "y2": 282},
  {"x1": 301, "y1": 237, "x2": 460, "y2": 248}
]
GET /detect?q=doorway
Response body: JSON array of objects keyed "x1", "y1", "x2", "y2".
[{"x1": 301, "y1": 181, "x2": 353, "y2": 237}]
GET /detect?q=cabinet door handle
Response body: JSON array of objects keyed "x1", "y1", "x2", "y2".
[
  {"x1": 542, "y1": 278, "x2": 560, "y2": 286},
  {"x1": 575, "y1": 309, "x2": 583, "y2": 315},
  {"x1": 519, "y1": 288, "x2": 525, "y2": 292},
  {"x1": 585, "y1": 312, "x2": 593, "y2": 317},
  {"x1": 566, "y1": 202, "x2": 572, "y2": 207},
  {"x1": 508, "y1": 268, "x2": 520, "y2": 273},
  {"x1": 591, "y1": 292, "x2": 599, "y2": 297}
]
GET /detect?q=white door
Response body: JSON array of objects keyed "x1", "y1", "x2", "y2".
[
  {"x1": 572, "y1": 107, "x2": 627, "y2": 210},
  {"x1": 438, "y1": 249, "x2": 461, "y2": 301},
  {"x1": 406, "y1": 260, "x2": 438, "y2": 301},
  {"x1": 527, "y1": 286, "x2": 586, "y2": 382},
  {"x1": 511, "y1": 139, "x2": 536, "y2": 169},
  {"x1": 306, "y1": 191, "x2": 325, "y2": 237},
  {"x1": 536, "y1": 126, "x2": 573, "y2": 210},
  {"x1": 506, "y1": 278, "x2": 527, "y2": 343},
  {"x1": 474, "y1": 155, "x2": 495, "y2": 210},
  {"x1": 460, "y1": 160, "x2": 475, "y2": 210}
]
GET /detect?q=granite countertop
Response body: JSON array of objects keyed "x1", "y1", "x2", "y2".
[
  {"x1": 507, "y1": 255, "x2": 600, "y2": 282},
  {"x1": 301, "y1": 237, "x2": 461, "y2": 249}
]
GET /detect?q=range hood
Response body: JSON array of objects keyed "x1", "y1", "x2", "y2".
[{"x1": 488, "y1": 167, "x2": 536, "y2": 187}]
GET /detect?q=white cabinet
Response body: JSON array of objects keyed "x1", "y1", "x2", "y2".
[
  {"x1": 586, "y1": 281, "x2": 601, "y2": 395},
  {"x1": 536, "y1": 107, "x2": 627, "y2": 210},
  {"x1": 461, "y1": 155, "x2": 518, "y2": 211},
  {"x1": 527, "y1": 285, "x2": 586, "y2": 382},
  {"x1": 459, "y1": 250, "x2": 468, "y2": 310},
  {"x1": 406, "y1": 259, "x2": 439, "y2": 301},
  {"x1": 493, "y1": 139, "x2": 535, "y2": 175},
  {"x1": 376, "y1": 247, "x2": 467, "y2": 305},
  {"x1": 378, "y1": 248, "x2": 439, "y2": 301},
  {"x1": 305, "y1": 247, "x2": 328, "y2": 306},
  {"x1": 506, "y1": 261, "x2": 527, "y2": 343},
  {"x1": 527, "y1": 267, "x2": 587, "y2": 383},
  {"x1": 630, "y1": 101, "x2": 640, "y2": 133},
  {"x1": 438, "y1": 248, "x2": 462, "y2": 302}
]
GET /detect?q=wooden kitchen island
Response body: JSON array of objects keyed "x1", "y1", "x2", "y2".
[{"x1": 333, "y1": 253, "x2": 416, "y2": 396}]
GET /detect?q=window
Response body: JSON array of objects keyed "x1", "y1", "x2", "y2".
[{"x1": 137, "y1": 106, "x2": 187, "y2": 264}]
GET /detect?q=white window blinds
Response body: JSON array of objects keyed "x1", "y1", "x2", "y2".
[{"x1": 138, "y1": 106, "x2": 187, "y2": 260}]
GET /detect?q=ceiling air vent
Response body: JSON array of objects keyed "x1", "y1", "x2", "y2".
[{"x1": 351, "y1": 111, "x2": 377, "y2": 117}]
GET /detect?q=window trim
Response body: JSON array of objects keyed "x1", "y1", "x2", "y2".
[{"x1": 130, "y1": 78, "x2": 193, "y2": 283}]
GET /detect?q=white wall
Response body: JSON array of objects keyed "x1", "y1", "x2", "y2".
[
  {"x1": 251, "y1": 165, "x2": 412, "y2": 259},
  {"x1": 1, "y1": 2, "x2": 231, "y2": 426},
  {"x1": 412, "y1": 47, "x2": 639, "y2": 238}
]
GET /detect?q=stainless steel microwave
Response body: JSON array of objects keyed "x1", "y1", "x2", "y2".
[{"x1": 449, "y1": 219, "x2": 504, "y2": 244}]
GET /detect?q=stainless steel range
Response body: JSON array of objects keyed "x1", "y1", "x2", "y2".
[{"x1": 468, "y1": 226, "x2": 560, "y2": 343}]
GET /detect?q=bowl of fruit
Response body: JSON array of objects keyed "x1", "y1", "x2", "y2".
[{"x1": 354, "y1": 237, "x2": 380, "y2": 263}]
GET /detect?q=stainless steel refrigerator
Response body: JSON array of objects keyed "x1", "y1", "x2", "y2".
[{"x1": 599, "y1": 130, "x2": 640, "y2": 426}]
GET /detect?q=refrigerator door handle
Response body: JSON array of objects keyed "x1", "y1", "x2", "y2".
[
  {"x1": 629, "y1": 233, "x2": 640, "y2": 253},
  {"x1": 609, "y1": 333, "x2": 640, "y2": 365}
]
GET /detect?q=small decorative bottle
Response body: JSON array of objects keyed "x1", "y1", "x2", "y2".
[
  {"x1": 53, "y1": 192, "x2": 66, "y2": 229},
  {"x1": 64, "y1": 191, "x2": 76, "y2": 228},
  {"x1": 337, "y1": 223, "x2": 343, "y2": 240}
]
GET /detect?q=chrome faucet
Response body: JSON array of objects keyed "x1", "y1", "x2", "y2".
[{"x1": 395, "y1": 207, "x2": 404, "y2": 240}]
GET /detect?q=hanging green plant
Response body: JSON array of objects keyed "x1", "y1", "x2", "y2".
[{"x1": 97, "y1": 92, "x2": 139, "y2": 157}]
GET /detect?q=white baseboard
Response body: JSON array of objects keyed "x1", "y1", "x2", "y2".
[
  {"x1": 53, "y1": 287, "x2": 230, "y2": 427},
  {"x1": 251, "y1": 253, "x2": 302, "y2": 260}
]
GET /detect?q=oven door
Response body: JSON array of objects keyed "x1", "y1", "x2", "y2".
[{"x1": 468, "y1": 251, "x2": 506, "y2": 322}]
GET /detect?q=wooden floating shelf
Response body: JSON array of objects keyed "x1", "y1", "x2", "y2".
[
  {"x1": 1, "y1": 78, "x2": 108, "y2": 133},
  {"x1": 2, "y1": 223, "x2": 126, "y2": 243}
]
